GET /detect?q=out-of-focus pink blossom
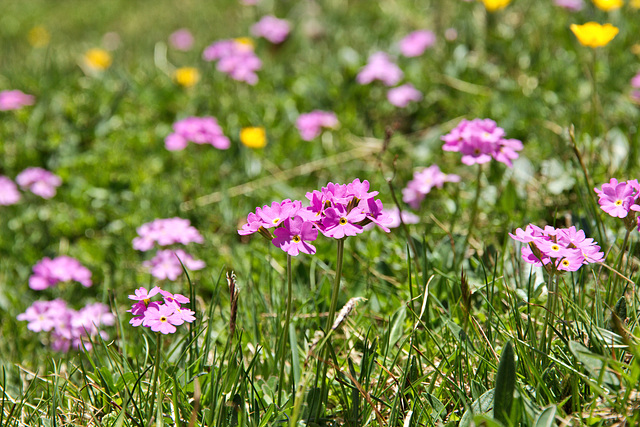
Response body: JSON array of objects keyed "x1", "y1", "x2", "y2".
[
  {"x1": 0, "y1": 176, "x2": 21, "y2": 205},
  {"x1": 133, "y1": 217, "x2": 204, "y2": 251},
  {"x1": 296, "y1": 110, "x2": 339, "y2": 140},
  {"x1": 143, "y1": 249, "x2": 205, "y2": 281},
  {"x1": 29, "y1": 256, "x2": 92, "y2": 290},
  {"x1": 0, "y1": 90, "x2": 35, "y2": 111},
  {"x1": 203, "y1": 39, "x2": 262, "y2": 85},
  {"x1": 356, "y1": 52, "x2": 403, "y2": 87},
  {"x1": 15, "y1": 167, "x2": 62, "y2": 199},
  {"x1": 165, "y1": 116, "x2": 230, "y2": 151},
  {"x1": 387, "y1": 84, "x2": 422, "y2": 107},
  {"x1": 251, "y1": 15, "x2": 291, "y2": 44},
  {"x1": 402, "y1": 165, "x2": 460, "y2": 209},
  {"x1": 169, "y1": 29, "x2": 195, "y2": 51},
  {"x1": 553, "y1": 0, "x2": 584, "y2": 11},
  {"x1": 399, "y1": 30, "x2": 436, "y2": 57}
]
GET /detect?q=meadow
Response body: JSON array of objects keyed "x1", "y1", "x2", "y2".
[{"x1": 1, "y1": 0, "x2": 640, "y2": 425}]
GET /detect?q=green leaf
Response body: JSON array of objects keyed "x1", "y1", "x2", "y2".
[
  {"x1": 534, "y1": 405, "x2": 557, "y2": 427},
  {"x1": 568, "y1": 341, "x2": 620, "y2": 390},
  {"x1": 389, "y1": 305, "x2": 407, "y2": 349},
  {"x1": 459, "y1": 389, "x2": 495, "y2": 427},
  {"x1": 494, "y1": 341, "x2": 516, "y2": 424}
]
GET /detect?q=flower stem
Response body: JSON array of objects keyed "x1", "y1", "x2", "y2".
[
  {"x1": 148, "y1": 334, "x2": 162, "y2": 423},
  {"x1": 609, "y1": 228, "x2": 631, "y2": 306},
  {"x1": 591, "y1": 49, "x2": 599, "y2": 137},
  {"x1": 277, "y1": 254, "x2": 293, "y2": 407},
  {"x1": 456, "y1": 164, "x2": 483, "y2": 268},
  {"x1": 540, "y1": 273, "x2": 556, "y2": 363}
]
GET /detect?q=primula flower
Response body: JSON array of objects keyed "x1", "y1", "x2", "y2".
[
  {"x1": 402, "y1": 165, "x2": 460, "y2": 209},
  {"x1": 387, "y1": 84, "x2": 423, "y2": 107},
  {"x1": 84, "y1": 48, "x2": 112, "y2": 71},
  {"x1": 570, "y1": 22, "x2": 618, "y2": 48},
  {"x1": 554, "y1": 0, "x2": 584, "y2": 10},
  {"x1": 16, "y1": 167, "x2": 62, "y2": 199},
  {"x1": 594, "y1": 178, "x2": 639, "y2": 218},
  {"x1": 240, "y1": 127, "x2": 267, "y2": 148},
  {"x1": 251, "y1": 15, "x2": 291, "y2": 44},
  {"x1": 0, "y1": 176, "x2": 21, "y2": 205},
  {"x1": 29, "y1": 256, "x2": 92, "y2": 290},
  {"x1": 174, "y1": 67, "x2": 200, "y2": 87},
  {"x1": 321, "y1": 204, "x2": 366, "y2": 239},
  {"x1": 399, "y1": 30, "x2": 436, "y2": 57},
  {"x1": 356, "y1": 52, "x2": 404, "y2": 87},
  {"x1": 382, "y1": 207, "x2": 420, "y2": 229},
  {"x1": 0, "y1": 90, "x2": 35, "y2": 111},
  {"x1": 129, "y1": 287, "x2": 195, "y2": 333},
  {"x1": 203, "y1": 38, "x2": 261, "y2": 84},
  {"x1": 27, "y1": 26, "x2": 50, "y2": 48},
  {"x1": 142, "y1": 304, "x2": 184, "y2": 334},
  {"x1": 132, "y1": 217, "x2": 204, "y2": 251},
  {"x1": 592, "y1": 0, "x2": 623, "y2": 11},
  {"x1": 272, "y1": 216, "x2": 318, "y2": 256},
  {"x1": 296, "y1": 111, "x2": 339, "y2": 141},
  {"x1": 143, "y1": 249, "x2": 205, "y2": 281},
  {"x1": 481, "y1": 0, "x2": 512, "y2": 12},
  {"x1": 169, "y1": 29, "x2": 194, "y2": 51},
  {"x1": 165, "y1": 116, "x2": 230, "y2": 151}
]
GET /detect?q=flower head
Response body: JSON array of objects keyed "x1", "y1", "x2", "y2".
[
  {"x1": 251, "y1": 15, "x2": 291, "y2": 44},
  {"x1": 240, "y1": 127, "x2": 267, "y2": 148},
  {"x1": 0, "y1": 90, "x2": 35, "y2": 111},
  {"x1": 592, "y1": 0, "x2": 623, "y2": 11},
  {"x1": 356, "y1": 52, "x2": 403, "y2": 87},
  {"x1": 554, "y1": 0, "x2": 584, "y2": 10},
  {"x1": 387, "y1": 84, "x2": 423, "y2": 108},
  {"x1": 570, "y1": 22, "x2": 618, "y2": 48},
  {"x1": 594, "y1": 178, "x2": 639, "y2": 218},
  {"x1": 129, "y1": 286, "x2": 195, "y2": 333},
  {"x1": 0, "y1": 176, "x2": 21, "y2": 205},
  {"x1": 402, "y1": 165, "x2": 460, "y2": 209},
  {"x1": 169, "y1": 29, "x2": 194, "y2": 51},
  {"x1": 203, "y1": 39, "x2": 261, "y2": 84},
  {"x1": 165, "y1": 116, "x2": 230, "y2": 151},
  {"x1": 399, "y1": 30, "x2": 436, "y2": 57},
  {"x1": 16, "y1": 167, "x2": 62, "y2": 199},
  {"x1": 132, "y1": 217, "x2": 204, "y2": 251},
  {"x1": 296, "y1": 110, "x2": 339, "y2": 141},
  {"x1": 27, "y1": 26, "x2": 50, "y2": 48},
  {"x1": 481, "y1": 0, "x2": 512, "y2": 12},
  {"x1": 272, "y1": 216, "x2": 318, "y2": 256},
  {"x1": 84, "y1": 48, "x2": 112, "y2": 71},
  {"x1": 143, "y1": 249, "x2": 205, "y2": 281},
  {"x1": 174, "y1": 67, "x2": 200, "y2": 88},
  {"x1": 29, "y1": 256, "x2": 92, "y2": 290}
]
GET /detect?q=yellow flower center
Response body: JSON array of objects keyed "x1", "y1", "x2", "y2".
[
  {"x1": 339, "y1": 217, "x2": 348, "y2": 225},
  {"x1": 292, "y1": 235, "x2": 301, "y2": 243},
  {"x1": 160, "y1": 316, "x2": 167, "y2": 323}
]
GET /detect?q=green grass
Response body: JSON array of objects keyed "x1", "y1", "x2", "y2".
[{"x1": 2, "y1": 0, "x2": 640, "y2": 425}]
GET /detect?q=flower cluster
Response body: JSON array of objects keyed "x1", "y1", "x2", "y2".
[
  {"x1": 399, "y1": 30, "x2": 435, "y2": 57},
  {"x1": 203, "y1": 38, "x2": 262, "y2": 85},
  {"x1": 382, "y1": 207, "x2": 420, "y2": 229},
  {"x1": 251, "y1": 15, "x2": 291, "y2": 44},
  {"x1": 0, "y1": 176, "x2": 21, "y2": 205},
  {"x1": 165, "y1": 116, "x2": 230, "y2": 151},
  {"x1": 0, "y1": 90, "x2": 35, "y2": 111},
  {"x1": 356, "y1": 52, "x2": 403, "y2": 87},
  {"x1": 16, "y1": 167, "x2": 62, "y2": 199},
  {"x1": 169, "y1": 28, "x2": 194, "y2": 51},
  {"x1": 387, "y1": 83, "x2": 423, "y2": 108},
  {"x1": 133, "y1": 218, "x2": 205, "y2": 280},
  {"x1": 296, "y1": 110, "x2": 339, "y2": 141},
  {"x1": 402, "y1": 165, "x2": 461, "y2": 209},
  {"x1": 29, "y1": 256, "x2": 92, "y2": 290},
  {"x1": 238, "y1": 179, "x2": 392, "y2": 255},
  {"x1": 510, "y1": 224, "x2": 604, "y2": 273},
  {"x1": 441, "y1": 118, "x2": 523, "y2": 167},
  {"x1": 631, "y1": 71, "x2": 640, "y2": 103},
  {"x1": 594, "y1": 178, "x2": 640, "y2": 230},
  {"x1": 18, "y1": 300, "x2": 115, "y2": 352},
  {"x1": 554, "y1": 0, "x2": 584, "y2": 10},
  {"x1": 128, "y1": 287, "x2": 195, "y2": 334}
]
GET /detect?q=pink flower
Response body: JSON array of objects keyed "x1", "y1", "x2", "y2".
[
  {"x1": 387, "y1": 83, "x2": 423, "y2": 107},
  {"x1": 203, "y1": 39, "x2": 262, "y2": 85},
  {"x1": 251, "y1": 16, "x2": 291, "y2": 44},
  {"x1": 399, "y1": 30, "x2": 436, "y2": 57},
  {"x1": 356, "y1": 52, "x2": 404, "y2": 87},
  {"x1": 143, "y1": 249, "x2": 205, "y2": 281},
  {"x1": 383, "y1": 207, "x2": 420, "y2": 229},
  {"x1": 594, "y1": 178, "x2": 639, "y2": 218},
  {"x1": 632, "y1": 72, "x2": 640, "y2": 89},
  {"x1": 165, "y1": 116, "x2": 230, "y2": 151},
  {"x1": 169, "y1": 29, "x2": 194, "y2": 51},
  {"x1": 0, "y1": 176, "x2": 21, "y2": 205},
  {"x1": 16, "y1": 167, "x2": 62, "y2": 199},
  {"x1": 142, "y1": 304, "x2": 184, "y2": 334},
  {"x1": 129, "y1": 286, "x2": 162, "y2": 302},
  {"x1": 296, "y1": 110, "x2": 339, "y2": 141},
  {"x1": 402, "y1": 165, "x2": 460, "y2": 209},
  {"x1": 321, "y1": 204, "x2": 366, "y2": 239},
  {"x1": 0, "y1": 90, "x2": 35, "y2": 111},
  {"x1": 272, "y1": 216, "x2": 318, "y2": 256},
  {"x1": 258, "y1": 199, "x2": 302, "y2": 228},
  {"x1": 133, "y1": 217, "x2": 204, "y2": 251},
  {"x1": 130, "y1": 286, "x2": 196, "y2": 334},
  {"x1": 29, "y1": 256, "x2": 92, "y2": 290},
  {"x1": 553, "y1": 0, "x2": 584, "y2": 11}
]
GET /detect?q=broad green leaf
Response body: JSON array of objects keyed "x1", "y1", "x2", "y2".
[
  {"x1": 494, "y1": 341, "x2": 516, "y2": 424},
  {"x1": 459, "y1": 389, "x2": 495, "y2": 427},
  {"x1": 534, "y1": 405, "x2": 557, "y2": 427},
  {"x1": 569, "y1": 341, "x2": 620, "y2": 389}
]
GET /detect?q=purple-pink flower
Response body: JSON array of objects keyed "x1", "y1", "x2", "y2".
[
  {"x1": 251, "y1": 15, "x2": 291, "y2": 44},
  {"x1": 399, "y1": 30, "x2": 436, "y2": 57},
  {"x1": 133, "y1": 217, "x2": 204, "y2": 251},
  {"x1": 594, "y1": 178, "x2": 639, "y2": 219},
  {"x1": 129, "y1": 287, "x2": 195, "y2": 334},
  {"x1": 441, "y1": 118, "x2": 523, "y2": 167},
  {"x1": 402, "y1": 165, "x2": 460, "y2": 210},
  {"x1": 356, "y1": 52, "x2": 404, "y2": 87},
  {"x1": 0, "y1": 176, "x2": 21, "y2": 205},
  {"x1": 553, "y1": 0, "x2": 584, "y2": 11},
  {"x1": 169, "y1": 28, "x2": 194, "y2": 51},
  {"x1": 296, "y1": 110, "x2": 339, "y2": 141},
  {"x1": 387, "y1": 83, "x2": 423, "y2": 107},
  {"x1": 383, "y1": 207, "x2": 420, "y2": 229},
  {"x1": 165, "y1": 116, "x2": 230, "y2": 151},
  {"x1": 272, "y1": 216, "x2": 318, "y2": 256},
  {"x1": 29, "y1": 256, "x2": 92, "y2": 290},
  {"x1": 203, "y1": 39, "x2": 262, "y2": 85},
  {"x1": 143, "y1": 249, "x2": 205, "y2": 281},
  {"x1": 0, "y1": 90, "x2": 35, "y2": 111},
  {"x1": 16, "y1": 167, "x2": 62, "y2": 199}
]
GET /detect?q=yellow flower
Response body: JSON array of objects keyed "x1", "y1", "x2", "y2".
[
  {"x1": 632, "y1": 0, "x2": 640, "y2": 8},
  {"x1": 240, "y1": 127, "x2": 267, "y2": 148},
  {"x1": 570, "y1": 22, "x2": 619, "y2": 48},
  {"x1": 480, "y1": 0, "x2": 512, "y2": 12},
  {"x1": 592, "y1": 0, "x2": 623, "y2": 11},
  {"x1": 27, "y1": 26, "x2": 50, "y2": 48},
  {"x1": 174, "y1": 67, "x2": 200, "y2": 88},
  {"x1": 84, "y1": 48, "x2": 112, "y2": 71}
]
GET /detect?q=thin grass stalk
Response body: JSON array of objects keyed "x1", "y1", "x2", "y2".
[
  {"x1": 591, "y1": 48, "x2": 599, "y2": 137},
  {"x1": 147, "y1": 334, "x2": 163, "y2": 423},
  {"x1": 277, "y1": 254, "x2": 293, "y2": 406},
  {"x1": 457, "y1": 164, "x2": 483, "y2": 268}
]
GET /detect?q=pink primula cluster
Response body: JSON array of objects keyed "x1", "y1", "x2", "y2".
[
  {"x1": 251, "y1": 15, "x2": 291, "y2": 44},
  {"x1": 0, "y1": 176, "x2": 21, "y2": 205},
  {"x1": 203, "y1": 39, "x2": 262, "y2": 85},
  {"x1": 128, "y1": 287, "x2": 195, "y2": 334},
  {"x1": 554, "y1": 0, "x2": 584, "y2": 10},
  {"x1": 441, "y1": 118, "x2": 523, "y2": 167},
  {"x1": 594, "y1": 178, "x2": 640, "y2": 230},
  {"x1": 631, "y1": 71, "x2": 640, "y2": 103},
  {"x1": 29, "y1": 256, "x2": 92, "y2": 290},
  {"x1": 382, "y1": 207, "x2": 420, "y2": 229},
  {"x1": 387, "y1": 83, "x2": 423, "y2": 108},
  {"x1": 238, "y1": 179, "x2": 392, "y2": 256},
  {"x1": 399, "y1": 30, "x2": 436, "y2": 57},
  {"x1": 0, "y1": 90, "x2": 35, "y2": 111},
  {"x1": 169, "y1": 28, "x2": 194, "y2": 51},
  {"x1": 296, "y1": 110, "x2": 339, "y2": 141},
  {"x1": 16, "y1": 167, "x2": 62, "y2": 199},
  {"x1": 165, "y1": 116, "x2": 230, "y2": 151},
  {"x1": 18, "y1": 300, "x2": 114, "y2": 352},
  {"x1": 510, "y1": 224, "x2": 604, "y2": 273},
  {"x1": 402, "y1": 165, "x2": 460, "y2": 210},
  {"x1": 133, "y1": 218, "x2": 205, "y2": 280},
  {"x1": 356, "y1": 52, "x2": 404, "y2": 87}
]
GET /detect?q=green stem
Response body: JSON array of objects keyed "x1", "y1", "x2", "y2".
[
  {"x1": 277, "y1": 254, "x2": 293, "y2": 406},
  {"x1": 148, "y1": 334, "x2": 162, "y2": 423},
  {"x1": 591, "y1": 49, "x2": 598, "y2": 137},
  {"x1": 540, "y1": 273, "x2": 556, "y2": 364},
  {"x1": 610, "y1": 228, "x2": 632, "y2": 306},
  {"x1": 456, "y1": 165, "x2": 483, "y2": 268}
]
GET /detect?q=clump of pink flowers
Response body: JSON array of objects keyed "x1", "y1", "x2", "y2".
[
  {"x1": 0, "y1": 176, "x2": 21, "y2": 205},
  {"x1": 0, "y1": 89, "x2": 35, "y2": 111},
  {"x1": 18, "y1": 300, "x2": 115, "y2": 352},
  {"x1": 16, "y1": 167, "x2": 62, "y2": 199},
  {"x1": 382, "y1": 207, "x2": 420, "y2": 229},
  {"x1": 165, "y1": 116, "x2": 230, "y2": 151},
  {"x1": 251, "y1": 15, "x2": 291, "y2": 44},
  {"x1": 594, "y1": 178, "x2": 640, "y2": 230},
  {"x1": 203, "y1": 39, "x2": 262, "y2": 85},
  {"x1": 133, "y1": 218, "x2": 205, "y2": 280},
  {"x1": 631, "y1": 71, "x2": 640, "y2": 103},
  {"x1": 510, "y1": 224, "x2": 604, "y2": 273},
  {"x1": 441, "y1": 118, "x2": 523, "y2": 167},
  {"x1": 296, "y1": 110, "x2": 339, "y2": 141},
  {"x1": 387, "y1": 83, "x2": 422, "y2": 108},
  {"x1": 402, "y1": 165, "x2": 460, "y2": 210},
  {"x1": 169, "y1": 28, "x2": 194, "y2": 51},
  {"x1": 29, "y1": 256, "x2": 92, "y2": 290},
  {"x1": 128, "y1": 286, "x2": 195, "y2": 334},
  {"x1": 356, "y1": 52, "x2": 404, "y2": 87},
  {"x1": 553, "y1": 0, "x2": 584, "y2": 11},
  {"x1": 238, "y1": 179, "x2": 392, "y2": 256},
  {"x1": 399, "y1": 30, "x2": 436, "y2": 57}
]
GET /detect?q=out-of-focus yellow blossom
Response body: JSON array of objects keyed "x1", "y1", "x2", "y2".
[
  {"x1": 84, "y1": 48, "x2": 112, "y2": 71},
  {"x1": 240, "y1": 127, "x2": 267, "y2": 148},
  {"x1": 28, "y1": 26, "x2": 50, "y2": 48},
  {"x1": 592, "y1": 0, "x2": 623, "y2": 11},
  {"x1": 480, "y1": 0, "x2": 512, "y2": 12},
  {"x1": 631, "y1": 0, "x2": 640, "y2": 8},
  {"x1": 632, "y1": 44, "x2": 640, "y2": 55},
  {"x1": 570, "y1": 22, "x2": 619, "y2": 48},
  {"x1": 174, "y1": 67, "x2": 200, "y2": 88}
]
